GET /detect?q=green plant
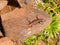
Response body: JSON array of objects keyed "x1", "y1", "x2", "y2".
[
  {"x1": 24, "y1": 35, "x2": 38, "y2": 45},
  {"x1": 24, "y1": 32, "x2": 46, "y2": 45},
  {"x1": 23, "y1": 0, "x2": 60, "y2": 45},
  {"x1": 37, "y1": 0, "x2": 60, "y2": 45},
  {"x1": 37, "y1": 0, "x2": 60, "y2": 38}
]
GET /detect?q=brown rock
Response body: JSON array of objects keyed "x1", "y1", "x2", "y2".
[
  {"x1": 0, "y1": 31, "x2": 3, "y2": 38},
  {"x1": 17, "y1": 0, "x2": 26, "y2": 7},
  {"x1": 57, "y1": 34, "x2": 60, "y2": 45},
  {"x1": 1, "y1": 5, "x2": 52, "y2": 42},
  {"x1": 17, "y1": 0, "x2": 36, "y2": 7},
  {"x1": 47, "y1": 38, "x2": 56, "y2": 45},
  {"x1": 38, "y1": 40, "x2": 46, "y2": 45},
  {"x1": 1, "y1": 5, "x2": 16, "y2": 15},
  {"x1": 0, "y1": 0, "x2": 8, "y2": 10},
  {"x1": 57, "y1": 41, "x2": 60, "y2": 45},
  {"x1": 49, "y1": 38, "x2": 55, "y2": 44},
  {"x1": 0, "y1": 37, "x2": 16, "y2": 45}
]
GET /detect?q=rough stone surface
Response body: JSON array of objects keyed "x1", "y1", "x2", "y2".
[
  {"x1": 0, "y1": 37, "x2": 16, "y2": 45},
  {"x1": 17, "y1": 0, "x2": 36, "y2": 7},
  {"x1": 1, "y1": 5, "x2": 52, "y2": 42},
  {"x1": 57, "y1": 34, "x2": 60, "y2": 45},
  {"x1": 1, "y1": 5, "x2": 16, "y2": 15},
  {"x1": 0, "y1": 0, "x2": 8, "y2": 10},
  {"x1": 38, "y1": 40, "x2": 46, "y2": 45},
  {"x1": 0, "y1": 31, "x2": 3, "y2": 38}
]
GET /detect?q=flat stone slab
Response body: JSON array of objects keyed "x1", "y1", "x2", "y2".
[{"x1": 1, "y1": 5, "x2": 52, "y2": 42}]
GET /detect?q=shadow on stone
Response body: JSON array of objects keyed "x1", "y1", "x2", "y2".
[
  {"x1": 0, "y1": 16, "x2": 5, "y2": 37},
  {"x1": 7, "y1": 0, "x2": 21, "y2": 8}
]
